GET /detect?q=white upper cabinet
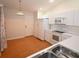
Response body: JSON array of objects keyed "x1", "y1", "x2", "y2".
[
  {"x1": 49, "y1": 17, "x2": 55, "y2": 24},
  {"x1": 49, "y1": 11, "x2": 74, "y2": 25},
  {"x1": 49, "y1": 14, "x2": 56, "y2": 24},
  {"x1": 74, "y1": 10, "x2": 79, "y2": 26},
  {"x1": 60, "y1": 11, "x2": 74, "y2": 25},
  {"x1": 64, "y1": 10, "x2": 79, "y2": 26},
  {"x1": 49, "y1": 10, "x2": 79, "y2": 26}
]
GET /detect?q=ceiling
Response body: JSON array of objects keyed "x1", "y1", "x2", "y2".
[{"x1": 0, "y1": 0, "x2": 64, "y2": 12}]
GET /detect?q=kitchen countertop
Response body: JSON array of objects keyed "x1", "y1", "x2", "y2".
[
  {"x1": 27, "y1": 33, "x2": 79, "y2": 58},
  {"x1": 59, "y1": 35, "x2": 79, "y2": 54}
]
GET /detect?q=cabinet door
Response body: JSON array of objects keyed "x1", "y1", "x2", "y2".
[
  {"x1": 49, "y1": 17, "x2": 55, "y2": 24},
  {"x1": 64, "y1": 11, "x2": 74, "y2": 25},
  {"x1": 74, "y1": 10, "x2": 79, "y2": 26},
  {"x1": 59, "y1": 11, "x2": 74, "y2": 25}
]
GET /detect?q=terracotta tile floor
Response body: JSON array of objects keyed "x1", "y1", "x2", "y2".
[{"x1": 0, "y1": 36, "x2": 51, "y2": 58}]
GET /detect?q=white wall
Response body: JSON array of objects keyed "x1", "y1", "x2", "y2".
[
  {"x1": 33, "y1": 12, "x2": 39, "y2": 37},
  {"x1": 4, "y1": 8, "x2": 34, "y2": 40}
]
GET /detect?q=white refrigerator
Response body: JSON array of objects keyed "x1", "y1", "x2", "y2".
[{"x1": 37, "y1": 18, "x2": 49, "y2": 40}]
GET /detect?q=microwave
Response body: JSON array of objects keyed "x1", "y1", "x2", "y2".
[{"x1": 55, "y1": 17, "x2": 65, "y2": 24}]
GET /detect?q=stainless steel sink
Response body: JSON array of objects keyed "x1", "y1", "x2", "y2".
[
  {"x1": 33, "y1": 45, "x2": 79, "y2": 58},
  {"x1": 51, "y1": 45, "x2": 79, "y2": 58},
  {"x1": 37, "y1": 52, "x2": 57, "y2": 58}
]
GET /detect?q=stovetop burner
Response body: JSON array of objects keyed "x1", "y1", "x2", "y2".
[{"x1": 54, "y1": 31, "x2": 64, "y2": 33}]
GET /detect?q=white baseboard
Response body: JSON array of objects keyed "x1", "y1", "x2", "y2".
[
  {"x1": 7, "y1": 35, "x2": 26, "y2": 40},
  {"x1": 7, "y1": 35, "x2": 34, "y2": 40}
]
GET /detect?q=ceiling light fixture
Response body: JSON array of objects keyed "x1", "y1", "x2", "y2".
[
  {"x1": 49, "y1": 0, "x2": 54, "y2": 3},
  {"x1": 16, "y1": 0, "x2": 24, "y2": 16},
  {"x1": 39, "y1": 8, "x2": 43, "y2": 10}
]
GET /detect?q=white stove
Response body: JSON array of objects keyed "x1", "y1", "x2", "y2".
[{"x1": 52, "y1": 31, "x2": 65, "y2": 42}]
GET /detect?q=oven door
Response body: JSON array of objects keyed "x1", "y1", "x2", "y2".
[{"x1": 52, "y1": 35, "x2": 59, "y2": 42}]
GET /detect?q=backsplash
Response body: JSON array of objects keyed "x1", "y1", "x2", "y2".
[
  {"x1": 63, "y1": 25, "x2": 79, "y2": 35},
  {"x1": 50, "y1": 24, "x2": 79, "y2": 36}
]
